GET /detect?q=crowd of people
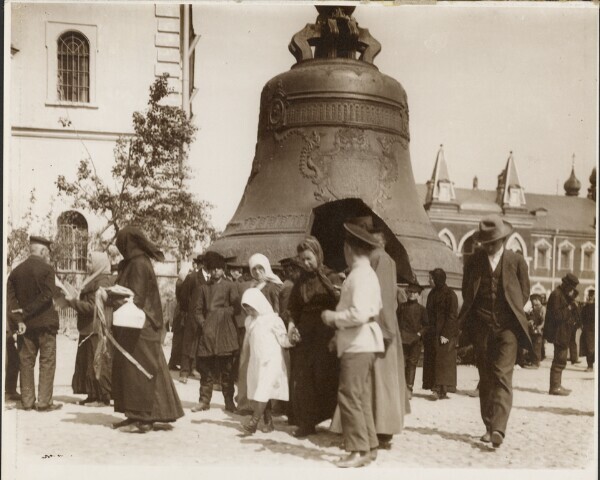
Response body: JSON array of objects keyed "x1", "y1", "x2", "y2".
[{"x1": 4, "y1": 214, "x2": 596, "y2": 468}]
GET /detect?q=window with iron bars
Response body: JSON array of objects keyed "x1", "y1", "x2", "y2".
[
  {"x1": 57, "y1": 31, "x2": 90, "y2": 103},
  {"x1": 56, "y1": 212, "x2": 88, "y2": 272}
]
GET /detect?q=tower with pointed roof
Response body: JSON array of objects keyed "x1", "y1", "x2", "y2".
[
  {"x1": 564, "y1": 154, "x2": 582, "y2": 197},
  {"x1": 496, "y1": 151, "x2": 527, "y2": 212},
  {"x1": 425, "y1": 145, "x2": 458, "y2": 210}
]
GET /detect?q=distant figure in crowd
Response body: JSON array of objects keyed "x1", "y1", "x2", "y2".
[
  {"x1": 66, "y1": 251, "x2": 113, "y2": 406},
  {"x1": 5, "y1": 300, "x2": 21, "y2": 401},
  {"x1": 580, "y1": 289, "x2": 595, "y2": 372},
  {"x1": 279, "y1": 256, "x2": 304, "y2": 328},
  {"x1": 179, "y1": 254, "x2": 207, "y2": 384},
  {"x1": 398, "y1": 282, "x2": 427, "y2": 399},
  {"x1": 569, "y1": 295, "x2": 582, "y2": 366},
  {"x1": 192, "y1": 251, "x2": 240, "y2": 413},
  {"x1": 321, "y1": 223, "x2": 384, "y2": 468},
  {"x1": 110, "y1": 226, "x2": 183, "y2": 433},
  {"x1": 459, "y1": 215, "x2": 531, "y2": 448},
  {"x1": 425, "y1": 268, "x2": 459, "y2": 400},
  {"x1": 236, "y1": 254, "x2": 283, "y2": 414},
  {"x1": 240, "y1": 288, "x2": 296, "y2": 435},
  {"x1": 7, "y1": 236, "x2": 62, "y2": 412},
  {"x1": 526, "y1": 294, "x2": 546, "y2": 368},
  {"x1": 287, "y1": 236, "x2": 342, "y2": 437},
  {"x1": 168, "y1": 262, "x2": 192, "y2": 371},
  {"x1": 544, "y1": 273, "x2": 581, "y2": 396}
]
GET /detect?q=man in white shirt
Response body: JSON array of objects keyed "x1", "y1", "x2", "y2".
[{"x1": 321, "y1": 223, "x2": 384, "y2": 468}]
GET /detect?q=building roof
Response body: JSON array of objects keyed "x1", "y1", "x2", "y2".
[{"x1": 416, "y1": 184, "x2": 596, "y2": 235}]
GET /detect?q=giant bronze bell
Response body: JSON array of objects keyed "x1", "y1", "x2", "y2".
[{"x1": 210, "y1": 6, "x2": 462, "y2": 287}]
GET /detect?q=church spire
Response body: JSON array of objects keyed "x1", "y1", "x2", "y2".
[
  {"x1": 496, "y1": 151, "x2": 526, "y2": 210},
  {"x1": 564, "y1": 154, "x2": 581, "y2": 197},
  {"x1": 425, "y1": 144, "x2": 456, "y2": 206}
]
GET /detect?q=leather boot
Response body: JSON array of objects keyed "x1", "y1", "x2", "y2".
[
  {"x1": 242, "y1": 413, "x2": 261, "y2": 435},
  {"x1": 224, "y1": 396, "x2": 236, "y2": 413},
  {"x1": 261, "y1": 403, "x2": 274, "y2": 433}
]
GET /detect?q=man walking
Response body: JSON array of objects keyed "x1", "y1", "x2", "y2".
[
  {"x1": 397, "y1": 282, "x2": 427, "y2": 399},
  {"x1": 544, "y1": 274, "x2": 581, "y2": 395},
  {"x1": 7, "y1": 236, "x2": 62, "y2": 411},
  {"x1": 459, "y1": 215, "x2": 531, "y2": 448}
]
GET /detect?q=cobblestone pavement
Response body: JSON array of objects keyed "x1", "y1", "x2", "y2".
[{"x1": 2, "y1": 334, "x2": 596, "y2": 480}]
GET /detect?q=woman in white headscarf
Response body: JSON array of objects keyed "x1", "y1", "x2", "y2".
[
  {"x1": 67, "y1": 251, "x2": 113, "y2": 406},
  {"x1": 240, "y1": 288, "x2": 295, "y2": 434},
  {"x1": 236, "y1": 253, "x2": 284, "y2": 414}
]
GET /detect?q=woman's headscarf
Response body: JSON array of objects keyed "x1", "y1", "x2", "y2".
[
  {"x1": 248, "y1": 253, "x2": 283, "y2": 286},
  {"x1": 296, "y1": 236, "x2": 338, "y2": 303},
  {"x1": 241, "y1": 288, "x2": 275, "y2": 317},
  {"x1": 80, "y1": 251, "x2": 111, "y2": 291},
  {"x1": 116, "y1": 226, "x2": 165, "y2": 262}
]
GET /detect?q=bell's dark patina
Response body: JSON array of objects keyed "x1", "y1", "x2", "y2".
[{"x1": 210, "y1": 6, "x2": 461, "y2": 287}]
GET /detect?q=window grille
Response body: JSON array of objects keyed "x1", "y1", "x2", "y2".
[
  {"x1": 56, "y1": 211, "x2": 88, "y2": 272},
  {"x1": 57, "y1": 31, "x2": 90, "y2": 103}
]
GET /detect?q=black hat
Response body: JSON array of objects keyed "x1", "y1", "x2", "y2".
[
  {"x1": 279, "y1": 256, "x2": 303, "y2": 269},
  {"x1": 530, "y1": 293, "x2": 542, "y2": 303},
  {"x1": 343, "y1": 223, "x2": 380, "y2": 248},
  {"x1": 561, "y1": 273, "x2": 579, "y2": 289},
  {"x1": 203, "y1": 251, "x2": 226, "y2": 270},
  {"x1": 192, "y1": 253, "x2": 205, "y2": 264},
  {"x1": 406, "y1": 282, "x2": 423, "y2": 293},
  {"x1": 30, "y1": 235, "x2": 53, "y2": 248}
]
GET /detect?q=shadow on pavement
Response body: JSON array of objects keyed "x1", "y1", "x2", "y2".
[
  {"x1": 512, "y1": 386, "x2": 548, "y2": 395},
  {"x1": 240, "y1": 437, "x2": 337, "y2": 464},
  {"x1": 62, "y1": 412, "x2": 122, "y2": 427},
  {"x1": 191, "y1": 417, "x2": 244, "y2": 433},
  {"x1": 53, "y1": 395, "x2": 84, "y2": 404},
  {"x1": 514, "y1": 406, "x2": 594, "y2": 417},
  {"x1": 404, "y1": 426, "x2": 496, "y2": 453}
]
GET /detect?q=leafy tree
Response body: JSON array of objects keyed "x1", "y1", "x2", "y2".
[{"x1": 57, "y1": 74, "x2": 215, "y2": 258}]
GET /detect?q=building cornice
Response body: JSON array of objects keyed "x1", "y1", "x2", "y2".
[{"x1": 12, "y1": 126, "x2": 134, "y2": 142}]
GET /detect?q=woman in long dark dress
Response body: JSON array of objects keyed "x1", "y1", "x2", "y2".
[
  {"x1": 287, "y1": 236, "x2": 342, "y2": 437},
  {"x1": 68, "y1": 251, "x2": 113, "y2": 406},
  {"x1": 110, "y1": 226, "x2": 184, "y2": 433}
]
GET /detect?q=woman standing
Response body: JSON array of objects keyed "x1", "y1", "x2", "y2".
[
  {"x1": 67, "y1": 252, "x2": 113, "y2": 406},
  {"x1": 425, "y1": 268, "x2": 459, "y2": 400},
  {"x1": 287, "y1": 236, "x2": 342, "y2": 437},
  {"x1": 236, "y1": 253, "x2": 283, "y2": 414},
  {"x1": 111, "y1": 226, "x2": 184, "y2": 433}
]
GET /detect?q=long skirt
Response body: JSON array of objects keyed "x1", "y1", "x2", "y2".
[
  {"x1": 72, "y1": 334, "x2": 111, "y2": 403},
  {"x1": 422, "y1": 335, "x2": 436, "y2": 390},
  {"x1": 434, "y1": 338, "x2": 457, "y2": 388},
  {"x1": 112, "y1": 323, "x2": 184, "y2": 423}
]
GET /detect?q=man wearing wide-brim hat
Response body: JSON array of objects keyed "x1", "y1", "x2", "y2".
[
  {"x1": 458, "y1": 215, "x2": 531, "y2": 448},
  {"x1": 544, "y1": 273, "x2": 581, "y2": 394},
  {"x1": 6, "y1": 236, "x2": 63, "y2": 411}
]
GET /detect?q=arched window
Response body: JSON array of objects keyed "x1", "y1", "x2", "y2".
[
  {"x1": 56, "y1": 211, "x2": 88, "y2": 272},
  {"x1": 438, "y1": 228, "x2": 456, "y2": 252},
  {"x1": 558, "y1": 239, "x2": 575, "y2": 271},
  {"x1": 57, "y1": 31, "x2": 90, "y2": 103}
]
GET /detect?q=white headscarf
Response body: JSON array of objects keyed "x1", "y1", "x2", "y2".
[
  {"x1": 241, "y1": 288, "x2": 275, "y2": 316},
  {"x1": 248, "y1": 253, "x2": 283, "y2": 286}
]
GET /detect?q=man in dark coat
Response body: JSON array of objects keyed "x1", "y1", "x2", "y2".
[
  {"x1": 580, "y1": 289, "x2": 595, "y2": 372},
  {"x1": 426, "y1": 268, "x2": 459, "y2": 400},
  {"x1": 544, "y1": 274, "x2": 580, "y2": 395},
  {"x1": 6, "y1": 236, "x2": 62, "y2": 411},
  {"x1": 397, "y1": 282, "x2": 427, "y2": 399},
  {"x1": 5, "y1": 295, "x2": 21, "y2": 401},
  {"x1": 459, "y1": 215, "x2": 531, "y2": 448},
  {"x1": 178, "y1": 255, "x2": 208, "y2": 383},
  {"x1": 191, "y1": 252, "x2": 240, "y2": 413},
  {"x1": 526, "y1": 294, "x2": 546, "y2": 368}
]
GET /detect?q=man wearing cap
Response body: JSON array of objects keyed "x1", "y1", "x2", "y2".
[
  {"x1": 178, "y1": 254, "x2": 208, "y2": 383},
  {"x1": 459, "y1": 215, "x2": 531, "y2": 448},
  {"x1": 544, "y1": 273, "x2": 581, "y2": 395},
  {"x1": 526, "y1": 294, "x2": 546, "y2": 368},
  {"x1": 6, "y1": 236, "x2": 62, "y2": 411},
  {"x1": 397, "y1": 283, "x2": 428, "y2": 399},
  {"x1": 321, "y1": 223, "x2": 384, "y2": 467},
  {"x1": 580, "y1": 289, "x2": 595, "y2": 372},
  {"x1": 345, "y1": 216, "x2": 409, "y2": 450},
  {"x1": 191, "y1": 251, "x2": 240, "y2": 412}
]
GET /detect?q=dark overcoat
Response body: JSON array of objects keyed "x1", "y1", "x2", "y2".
[
  {"x1": 544, "y1": 286, "x2": 579, "y2": 347},
  {"x1": 397, "y1": 300, "x2": 428, "y2": 345},
  {"x1": 426, "y1": 284, "x2": 459, "y2": 388},
  {"x1": 580, "y1": 301, "x2": 595, "y2": 358},
  {"x1": 459, "y1": 249, "x2": 532, "y2": 349},
  {"x1": 181, "y1": 271, "x2": 206, "y2": 358},
  {"x1": 194, "y1": 279, "x2": 240, "y2": 357},
  {"x1": 7, "y1": 255, "x2": 59, "y2": 332},
  {"x1": 112, "y1": 253, "x2": 183, "y2": 420}
]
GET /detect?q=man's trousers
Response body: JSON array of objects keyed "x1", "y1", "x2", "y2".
[
  {"x1": 17, "y1": 329, "x2": 57, "y2": 409},
  {"x1": 403, "y1": 341, "x2": 421, "y2": 390}
]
